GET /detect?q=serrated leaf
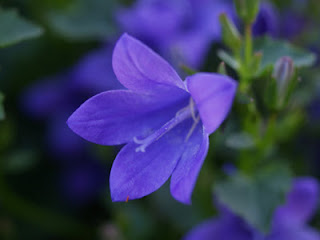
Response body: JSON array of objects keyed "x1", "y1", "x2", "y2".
[
  {"x1": 0, "y1": 9, "x2": 43, "y2": 47},
  {"x1": 0, "y1": 92, "x2": 5, "y2": 120},
  {"x1": 255, "y1": 36, "x2": 316, "y2": 73},
  {"x1": 46, "y1": 0, "x2": 116, "y2": 41},
  {"x1": 214, "y1": 165, "x2": 292, "y2": 233}
]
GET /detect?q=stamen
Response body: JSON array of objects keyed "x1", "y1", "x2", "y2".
[
  {"x1": 185, "y1": 115, "x2": 200, "y2": 141},
  {"x1": 133, "y1": 98, "x2": 200, "y2": 152},
  {"x1": 189, "y1": 98, "x2": 197, "y2": 122}
]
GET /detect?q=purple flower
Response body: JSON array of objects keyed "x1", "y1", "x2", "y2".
[
  {"x1": 280, "y1": 11, "x2": 307, "y2": 40},
  {"x1": 184, "y1": 177, "x2": 320, "y2": 240},
  {"x1": 253, "y1": 2, "x2": 279, "y2": 37},
  {"x1": 69, "y1": 45, "x2": 123, "y2": 94},
  {"x1": 60, "y1": 160, "x2": 107, "y2": 204},
  {"x1": 22, "y1": 45, "x2": 122, "y2": 203},
  {"x1": 23, "y1": 45, "x2": 121, "y2": 157},
  {"x1": 116, "y1": 0, "x2": 235, "y2": 68},
  {"x1": 67, "y1": 34, "x2": 237, "y2": 204}
]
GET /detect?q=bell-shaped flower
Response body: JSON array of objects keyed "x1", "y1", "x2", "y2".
[{"x1": 68, "y1": 34, "x2": 237, "y2": 204}]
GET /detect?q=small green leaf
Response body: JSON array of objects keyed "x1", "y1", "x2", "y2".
[
  {"x1": 3, "y1": 150, "x2": 38, "y2": 174},
  {"x1": 46, "y1": 0, "x2": 116, "y2": 41},
  {"x1": 214, "y1": 165, "x2": 292, "y2": 233},
  {"x1": 225, "y1": 132, "x2": 255, "y2": 149},
  {"x1": 217, "y1": 50, "x2": 240, "y2": 70},
  {"x1": 254, "y1": 36, "x2": 316, "y2": 74},
  {"x1": 0, "y1": 92, "x2": 5, "y2": 120},
  {"x1": 0, "y1": 9, "x2": 43, "y2": 47},
  {"x1": 219, "y1": 13, "x2": 242, "y2": 52}
]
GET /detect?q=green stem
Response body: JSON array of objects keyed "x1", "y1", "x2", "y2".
[{"x1": 244, "y1": 24, "x2": 252, "y2": 68}]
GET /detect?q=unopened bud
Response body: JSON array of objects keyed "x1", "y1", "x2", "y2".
[
  {"x1": 218, "y1": 62, "x2": 227, "y2": 75},
  {"x1": 272, "y1": 56, "x2": 294, "y2": 97},
  {"x1": 234, "y1": 0, "x2": 260, "y2": 24}
]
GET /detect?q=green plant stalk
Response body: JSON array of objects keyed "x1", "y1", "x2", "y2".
[{"x1": 244, "y1": 24, "x2": 253, "y2": 70}]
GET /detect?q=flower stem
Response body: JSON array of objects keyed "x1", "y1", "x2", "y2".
[{"x1": 244, "y1": 24, "x2": 252, "y2": 69}]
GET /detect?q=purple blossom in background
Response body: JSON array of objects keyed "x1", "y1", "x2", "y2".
[
  {"x1": 22, "y1": 44, "x2": 121, "y2": 202},
  {"x1": 60, "y1": 159, "x2": 107, "y2": 205},
  {"x1": 184, "y1": 177, "x2": 320, "y2": 240},
  {"x1": 67, "y1": 34, "x2": 237, "y2": 204},
  {"x1": 280, "y1": 11, "x2": 307, "y2": 40},
  {"x1": 116, "y1": 0, "x2": 235, "y2": 68},
  {"x1": 23, "y1": 44, "x2": 120, "y2": 157},
  {"x1": 253, "y1": 2, "x2": 279, "y2": 37}
]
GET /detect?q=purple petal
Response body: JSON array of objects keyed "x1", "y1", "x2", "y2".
[
  {"x1": 61, "y1": 160, "x2": 107, "y2": 204},
  {"x1": 112, "y1": 33, "x2": 186, "y2": 95},
  {"x1": 267, "y1": 228, "x2": 320, "y2": 240},
  {"x1": 70, "y1": 46, "x2": 123, "y2": 94},
  {"x1": 253, "y1": 2, "x2": 279, "y2": 37},
  {"x1": 170, "y1": 123, "x2": 209, "y2": 204},
  {"x1": 169, "y1": 30, "x2": 212, "y2": 69},
  {"x1": 191, "y1": 0, "x2": 235, "y2": 40},
  {"x1": 110, "y1": 118, "x2": 196, "y2": 202},
  {"x1": 183, "y1": 216, "x2": 254, "y2": 240},
  {"x1": 186, "y1": 73, "x2": 237, "y2": 134},
  {"x1": 47, "y1": 115, "x2": 86, "y2": 159},
  {"x1": 116, "y1": 0, "x2": 187, "y2": 46},
  {"x1": 68, "y1": 90, "x2": 189, "y2": 145},
  {"x1": 272, "y1": 177, "x2": 319, "y2": 229}
]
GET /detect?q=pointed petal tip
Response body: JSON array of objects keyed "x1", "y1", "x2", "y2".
[{"x1": 172, "y1": 193, "x2": 192, "y2": 205}]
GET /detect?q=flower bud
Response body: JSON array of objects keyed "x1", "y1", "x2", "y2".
[
  {"x1": 218, "y1": 62, "x2": 227, "y2": 75},
  {"x1": 234, "y1": 0, "x2": 260, "y2": 24},
  {"x1": 272, "y1": 56, "x2": 294, "y2": 97}
]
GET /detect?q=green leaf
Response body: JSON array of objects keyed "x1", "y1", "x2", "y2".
[
  {"x1": 3, "y1": 150, "x2": 38, "y2": 174},
  {"x1": 214, "y1": 165, "x2": 292, "y2": 233},
  {"x1": 254, "y1": 36, "x2": 316, "y2": 73},
  {"x1": 217, "y1": 50, "x2": 240, "y2": 70},
  {"x1": 46, "y1": 0, "x2": 116, "y2": 41},
  {"x1": 225, "y1": 132, "x2": 255, "y2": 149},
  {"x1": 0, "y1": 9, "x2": 43, "y2": 47},
  {"x1": 0, "y1": 92, "x2": 5, "y2": 120}
]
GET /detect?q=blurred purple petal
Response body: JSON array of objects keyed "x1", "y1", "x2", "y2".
[
  {"x1": 169, "y1": 30, "x2": 212, "y2": 69},
  {"x1": 273, "y1": 177, "x2": 319, "y2": 229},
  {"x1": 184, "y1": 216, "x2": 254, "y2": 240},
  {"x1": 266, "y1": 228, "x2": 320, "y2": 240},
  {"x1": 280, "y1": 11, "x2": 307, "y2": 39},
  {"x1": 116, "y1": 0, "x2": 187, "y2": 46},
  {"x1": 22, "y1": 74, "x2": 69, "y2": 118},
  {"x1": 70, "y1": 46, "x2": 123, "y2": 94},
  {"x1": 253, "y1": 2, "x2": 279, "y2": 37},
  {"x1": 61, "y1": 160, "x2": 107, "y2": 204},
  {"x1": 47, "y1": 115, "x2": 86, "y2": 158}
]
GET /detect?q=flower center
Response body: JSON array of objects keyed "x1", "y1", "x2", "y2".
[{"x1": 133, "y1": 98, "x2": 200, "y2": 153}]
